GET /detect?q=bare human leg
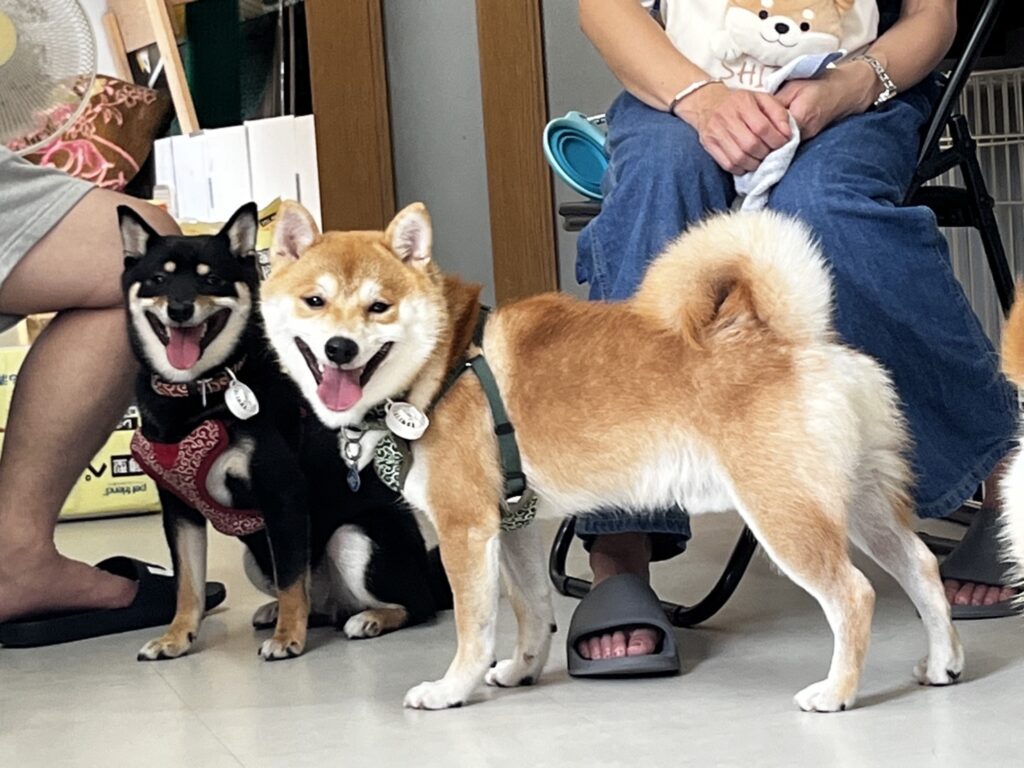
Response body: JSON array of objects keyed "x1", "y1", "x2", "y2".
[{"x1": 0, "y1": 189, "x2": 179, "y2": 623}]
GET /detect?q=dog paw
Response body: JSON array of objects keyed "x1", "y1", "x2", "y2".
[
  {"x1": 252, "y1": 601, "x2": 279, "y2": 629},
  {"x1": 138, "y1": 630, "x2": 196, "y2": 661},
  {"x1": 343, "y1": 611, "x2": 382, "y2": 639},
  {"x1": 915, "y1": 654, "x2": 964, "y2": 686},
  {"x1": 258, "y1": 632, "x2": 305, "y2": 661},
  {"x1": 914, "y1": 629, "x2": 965, "y2": 686},
  {"x1": 403, "y1": 680, "x2": 467, "y2": 710},
  {"x1": 485, "y1": 658, "x2": 539, "y2": 688},
  {"x1": 793, "y1": 680, "x2": 854, "y2": 713}
]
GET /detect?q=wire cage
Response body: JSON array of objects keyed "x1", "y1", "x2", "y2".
[{"x1": 936, "y1": 67, "x2": 1024, "y2": 342}]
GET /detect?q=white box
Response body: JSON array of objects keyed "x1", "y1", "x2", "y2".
[
  {"x1": 245, "y1": 115, "x2": 298, "y2": 208},
  {"x1": 294, "y1": 115, "x2": 322, "y2": 229},
  {"x1": 170, "y1": 133, "x2": 212, "y2": 221},
  {"x1": 205, "y1": 125, "x2": 254, "y2": 222}
]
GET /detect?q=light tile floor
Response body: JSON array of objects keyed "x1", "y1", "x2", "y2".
[{"x1": 2, "y1": 512, "x2": 1022, "y2": 768}]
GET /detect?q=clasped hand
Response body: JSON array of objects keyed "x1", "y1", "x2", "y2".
[{"x1": 678, "y1": 65, "x2": 875, "y2": 174}]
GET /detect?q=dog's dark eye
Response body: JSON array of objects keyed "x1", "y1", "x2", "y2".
[
  {"x1": 759, "y1": 9, "x2": 769, "y2": 19},
  {"x1": 368, "y1": 302, "x2": 391, "y2": 314},
  {"x1": 202, "y1": 275, "x2": 226, "y2": 289},
  {"x1": 800, "y1": 21, "x2": 810, "y2": 31},
  {"x1": 303, "y1": 295, "x2": 325, "y2": 308},
  {"x1": 146, "y1": 274, "x2": 167, "y2": 287}
]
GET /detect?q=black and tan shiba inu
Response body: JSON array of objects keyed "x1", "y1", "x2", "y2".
[
  {"x1": 120, "y1": 203, "x2": 447, "y2": 662},
  {"x1": 261, "y1": 200, "x2": 962, "y2": 712}
]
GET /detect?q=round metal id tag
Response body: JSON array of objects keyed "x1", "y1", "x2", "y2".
[
  {"x1": 224, "y1": 370, "x2": 260, "y2": 420},
  {"x1": 385, "y1": 400, "x2": 429, "y2": 440}
]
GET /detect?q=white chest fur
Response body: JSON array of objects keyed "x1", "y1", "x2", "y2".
[{"x1": 206, "y1": 436, "x2": 256, "y2": 507}]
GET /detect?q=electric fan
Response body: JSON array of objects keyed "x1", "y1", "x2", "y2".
[{"x1": 0, "y1": 0, "x2": 96, "y2": 155}]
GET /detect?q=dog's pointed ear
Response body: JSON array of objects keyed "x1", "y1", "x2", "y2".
[
  {"x1": 220, "y1": 202, "x2": 259, "y2": 257},
  {"x1": 271, "y1": 201, "x2": 319, "y2": 266},
  {"x1": 385, "y1": 203, "x2": 432, "y2": 269},
  {"x1": 118, "y1": 205, "x2": 159, "y2": 269}
]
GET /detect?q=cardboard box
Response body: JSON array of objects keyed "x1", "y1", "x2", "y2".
[
  {"x1": 25, "y1": 313, "x2": 55, "y2": 343},
  {"x1": 0, "y1": 320, "x2": 28, "y2": 347},
  {"x1": 0, "y1": 346, "x2": 161, "y2": 520},
  {"x1": 0, "y1": 315, "x2": 54, "y2": 348},
  {"x1": 0, "y1": 344, "x2": 26, "y2": 428}
]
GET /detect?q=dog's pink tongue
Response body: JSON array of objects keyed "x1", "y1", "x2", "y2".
[
  {"x1": 166, "y1": 326, "x2": 204, "y2": 370},
  {"x1": 318, "y1": 366, "x2": 362, "y2": 411}
]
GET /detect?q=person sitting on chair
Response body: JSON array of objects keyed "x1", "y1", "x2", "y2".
[
  {"x1": 569, "y1": 0, "x2": 1017, "y2": 675},
  {"x1": 0, "y1": 146, "x2": 224, "y2": 646}
]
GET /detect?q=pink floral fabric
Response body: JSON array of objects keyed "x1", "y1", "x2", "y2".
[{"x1": 6, "y1": 76, "x2": 170, "y2": 191}]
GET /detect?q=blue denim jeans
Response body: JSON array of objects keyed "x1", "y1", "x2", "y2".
[{"x1": 574, "y1": 81, "x2": 1018, "y2": 553}]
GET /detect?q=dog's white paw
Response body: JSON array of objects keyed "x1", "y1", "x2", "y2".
[
  {"x1": 794, "y1": 680, "x2": 855, "y2": 713},
  {"x1": 485, "y1": 658, "x2": 540, "y2": 688},
  {"x1": 252, "y1": 601, "x2": 279, "y2": 629},
  {"x1": 137, "y1": 629, "x2": 196, "y2": 661},
  {"x1": 403, "y1": 679, "x2": 468, "y2": 710},
  {"x1": 258, "y1": 634, "x2": 305, "y2": 661},
  {"x1": 343, "y1": 611, "x2": 383, "y2": 639},
  {"x1": 914, "y1": 626, "x2": 965, "y2": 686},
  {"x1": 915, "y1": 650, "x2": 964, "y2": 686}
]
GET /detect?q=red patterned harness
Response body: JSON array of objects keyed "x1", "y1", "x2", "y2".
[{"x1": 130, "y1": 420, "x2": 266, "y2": 537}]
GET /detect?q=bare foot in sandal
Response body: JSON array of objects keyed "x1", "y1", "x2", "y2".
[
  {"x1": 576, "y1": 532, "x2": 661, "y2": 659},
  {"x1": 940, "y1": 461, "x2": 1019, "y2": 613}
]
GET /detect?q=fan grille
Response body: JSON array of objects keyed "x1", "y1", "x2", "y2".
[{"x1": 0, "y1": 0, "x2": 96, "y2": 153}]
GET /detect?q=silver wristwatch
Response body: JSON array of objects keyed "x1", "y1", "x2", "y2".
[{"x1": 857, "y1": 54, "x2": 897, "y2": 107}]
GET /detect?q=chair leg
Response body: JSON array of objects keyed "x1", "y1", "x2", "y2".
[
  {"x1": 548, "y1": 515, "x2": 758, "y2": 628},
  {"x1": 951, "y1": 115, "x2": 1016, "y2": 314}
]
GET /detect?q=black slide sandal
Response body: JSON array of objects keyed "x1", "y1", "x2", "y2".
[
  {"x1": 0, "y1": 556, "x2": 227, "y2": 648},
  {"x1": 567, "y1": 573, "x2": 680, "y2": 677},
  {"x1": 940, "y1": 508, "x2": 1019, "y2": 620}
]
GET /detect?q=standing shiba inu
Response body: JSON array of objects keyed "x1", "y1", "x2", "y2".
[
  {"x1": 260, "y1": 200, "x2": 962, "y2": 712},
  {"x1": 121, "y1": 203, "x2": 446, "y2": 662}
]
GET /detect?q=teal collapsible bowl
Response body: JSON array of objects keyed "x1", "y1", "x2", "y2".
[{"x1": 542, "y1": 111, "x2": 609, "y2": 201}]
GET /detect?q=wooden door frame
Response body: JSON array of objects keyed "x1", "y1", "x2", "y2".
[
  {"x1": 305, "y1": 1, "x2": 558, "y2": 298},
  {"x1": 476, "y1": 0, "x2": 559, "y2": 301},
  {"x1": 306, "y1": 0, "x2": 395, "y2": 231}
]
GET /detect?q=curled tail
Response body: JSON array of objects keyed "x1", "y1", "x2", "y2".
[
  {"x1": 631, "y1": 211, "x2": 834, "y2": 348},
  {"x1": 999, "y1": 287, "x2": 1024, "y2": 591}
]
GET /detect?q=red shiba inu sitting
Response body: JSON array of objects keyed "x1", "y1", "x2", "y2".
[{"x1": 260, "y1": 200, "x2": 962, "y2": 712}]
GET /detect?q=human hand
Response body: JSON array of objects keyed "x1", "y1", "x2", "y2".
[
  {"x1": 674, "y1": 84, "x2": 792, "y2": 174},
  {"x1": 775, "y1": 61, "x2": 880, "y2": 140}
]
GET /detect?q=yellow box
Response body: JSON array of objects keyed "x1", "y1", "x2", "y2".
[
  {"x1": 0, "y1": 320, "x2": 28, "y2": 347},
  {"x1": 0, "y1": 346, "x2": 161, "y2": 520},
  {"x1": 0, "y1": 345, "x2": 28, "y2": 429}
]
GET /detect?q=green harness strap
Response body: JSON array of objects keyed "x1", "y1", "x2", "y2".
[
  {"x1": 465, "y1": 354, "x2": 528, "y2": 504},
  {"x1": 371, "y1": 305, "x2": 538, "y2": 531}
]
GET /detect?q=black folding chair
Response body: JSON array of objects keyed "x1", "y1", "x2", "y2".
[{"x1": 548, "y1": 0, "x2": 1020, "y2": 626}]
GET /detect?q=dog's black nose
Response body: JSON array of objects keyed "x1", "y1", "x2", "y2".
[
  {"x1": 167, "y1": 301, "x2": 194, "y2": 323},
  {"x1": 774, "y1": 22, "x2": 790, "y2": 34},
  {"x1": 325, "y1": 336, "x2": 359, "y2": 365}
]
